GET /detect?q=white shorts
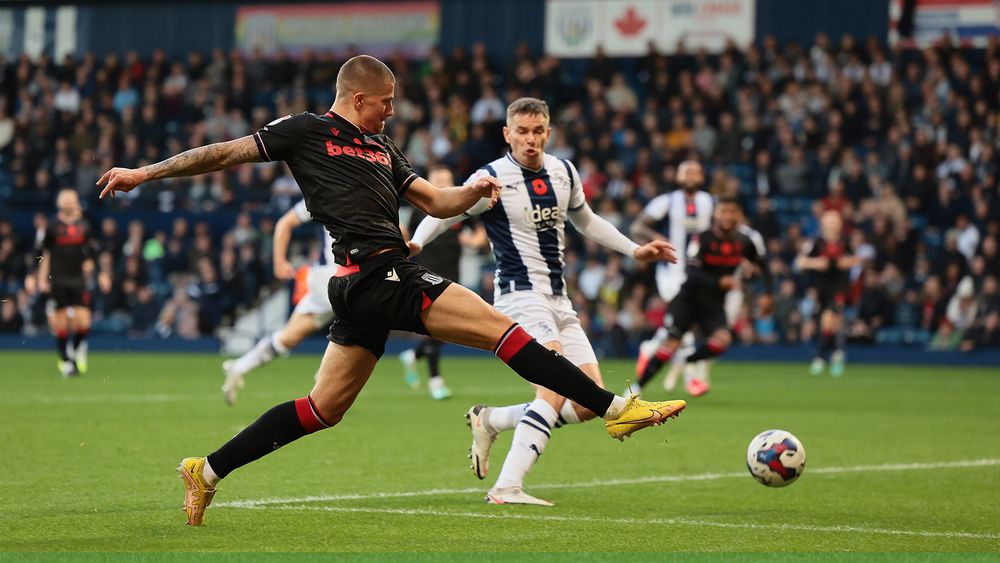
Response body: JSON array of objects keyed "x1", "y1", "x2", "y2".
[
  {"x1": 292, "y1": 265, "x2": 336, "y2": 327},
  {"x1": 655, "y1": 265, "x2": 686, "y2": 302},
  {"x1": 724, "y1": 288, "x2": 744, "y2": 326},
  {"x1": 494, "y1": 291, "x2": 598, "y2": 367}
]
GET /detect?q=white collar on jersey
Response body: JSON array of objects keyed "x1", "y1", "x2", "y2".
[{"x1": 505, "y1": 152, "x2": 545, "y2": 173}]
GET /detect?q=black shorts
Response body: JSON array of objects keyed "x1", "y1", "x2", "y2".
[
  {"x1": 50, "y1": 284, "x2": 90, "y2": 309},
  {"x1": 817, "y1": 284, "x2": 848, "y2": 313},
  {"x1": 326, "y1": 251, "x2": 453, "y2": 358},
  {"x1": 666, "y1": 286, "x2": 728, "y2": 339}
]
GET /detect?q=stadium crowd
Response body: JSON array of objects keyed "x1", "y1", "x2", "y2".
[{"x1": 0, "y1": 34, "x2": 997, "y2": 353}]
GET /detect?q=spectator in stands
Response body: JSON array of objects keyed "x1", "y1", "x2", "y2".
[{"x1": 0, "y1": 34, "x2": 996, "y2": 352}]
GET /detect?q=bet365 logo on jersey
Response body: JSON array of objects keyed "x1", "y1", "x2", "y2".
[{"x1": 524, "y1": 204, "x2": 562, "y2": 230}]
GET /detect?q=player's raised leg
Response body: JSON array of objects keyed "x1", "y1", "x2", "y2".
[
  {"x1": 180, "y1": 341, "x2": 377, "y2": 525},
  {"x1": 423, "y1": 283, "x2": 685, "y2": 441}
]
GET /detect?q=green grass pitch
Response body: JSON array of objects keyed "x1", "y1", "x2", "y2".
[{"x1": 0, "y1": 349, "x2": 998, "y2": 561}]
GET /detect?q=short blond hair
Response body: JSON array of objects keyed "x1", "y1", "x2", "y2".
[{"x1": 335, "y1": 55, "x2": 395, "y2": 99}]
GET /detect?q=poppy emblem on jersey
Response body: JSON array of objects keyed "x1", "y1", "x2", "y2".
[
  {"x1": 531, "y1": 178, "x2": 548, "y2": 195},
  {"x1": 721, "y1": 241, "x2": 732, "y2": 255}
]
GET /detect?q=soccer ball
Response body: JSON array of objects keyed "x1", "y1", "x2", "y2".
[{"x1": 746, "y1": 429, "x2": 806, "y2": 487}]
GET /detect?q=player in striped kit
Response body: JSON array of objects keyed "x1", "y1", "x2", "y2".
[
  {"x1": 630, "y1": 161, "x2": 714, "y2": 395},
  {"x1": 221, "y1": 199, "x2": 337, "y2": 405},
  {"x1": 410, "y1": 98, "x2": 679, "y2": 506}
]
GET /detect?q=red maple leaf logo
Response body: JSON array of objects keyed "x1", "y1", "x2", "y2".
[{"x1": 615, "y1": 7, "x2": 647, "y2": 37}]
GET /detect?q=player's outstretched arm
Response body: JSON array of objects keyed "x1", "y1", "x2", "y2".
[
  {"x1": 97, "y1": 136, "x2": 262, "y2": 199},
  {"x1": 404, "y1": 176, "x2": 501, "y2": 219},
  {"x1": 409, "y1": 193, "x2": 493, "y2": 255},
  {"x1": 569, "y1": 204, "x2": 676, "y2": 264}
]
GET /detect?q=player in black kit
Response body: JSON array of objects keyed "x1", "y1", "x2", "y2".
[
  {"x1": 796, "y1": 210, "x2": 858, "y2": 377},
  {"x1": 38, "y1": 189, "x2": 94, "y2": 377},
  {"x1": 636, "y1": 198, "x2": 770, "y2": 390},
  {"x1": 97, "y1": 55, "x2": 686, "y2": 526}
]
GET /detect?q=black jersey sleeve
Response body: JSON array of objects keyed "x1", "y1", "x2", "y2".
[
  {"x1": 41, "y1": 223, "x2": 55, "y2": 252},
  {"x1": 386, "y1": 138, "x2": 418, "y2": 195},
  {"x1": 253, "y1": 113, "x2": 310, "y2": 162}
]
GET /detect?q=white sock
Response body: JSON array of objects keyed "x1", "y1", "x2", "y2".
[
  {"x1": 202, "y1": 458, "x2": 220, "y2": 486},
  {"x1": 487, "y1": 403, "x2": 529, "y2": 433},
  {"x1": 231, "y1": 332, "x2": 282, "y2": 377},
  {"x1": 270, "y1": 332, "x2": 289, "y2": 355},
  {"x1": 494, "y1": 399, "x2": 558, "y2": 490},
  {"x1": 558, "y1": 400, "x2": 581, "y2": 425},
  {"x1": 76, "y1": 340, "x2": 88, "y2": 364},
  {"x1": 652, "y1": 326, "x2": 668, "y2": 347},
  {"x1": 602, "y1": 395, "x2": 628, "y2": 420}
]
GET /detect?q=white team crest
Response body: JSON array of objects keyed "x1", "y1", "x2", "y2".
[{"x1": 421, "y1": 273, "x2": 444, "y2": 285}]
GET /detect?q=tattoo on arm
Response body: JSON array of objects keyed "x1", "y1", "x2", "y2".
[{"x1": 143, "y1": 136, "x2": 262, "y2": 181}]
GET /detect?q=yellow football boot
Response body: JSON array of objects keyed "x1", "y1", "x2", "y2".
[
  {"x1": 177, "y1": 457, "x2": 216, "y2": 526},
  {"x1": 605, "y1": 393, "x2": 686, "y2": 441}
]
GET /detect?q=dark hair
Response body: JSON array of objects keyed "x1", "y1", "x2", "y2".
[{"x1": 717, "y1": 196, "x2": 742, "y2": 208}]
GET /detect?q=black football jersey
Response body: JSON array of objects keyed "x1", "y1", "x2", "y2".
[
  {"x1": 803, "y1": 236, "x2": 853, "y2": 289},
  {"x1": 254, "y1": 111, "x2": 418, "y2": 265},
  {"x1": 42, "y1": 218, "x2": 92, "y2": 286},
  {"x1": 685, "y1": 227, "x2": 767, "y2": 292}
]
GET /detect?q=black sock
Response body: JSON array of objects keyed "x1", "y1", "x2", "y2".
[
  {"x1": 421, "y1": 339, "x2": 442, "y2": 378},
  {"x1": 495, "y1": 324, "x2": 613, "y2": 417},
  {"x1": 817, "y1": 332, "x2": 835, "y2": 360},
  {"x1": 638, "y1": 348, "x2": 673, "y2": 388},
  {"x1": 207, "y1": 397, "x2": 330, "y2": 479},
  {"x1": 56, "y1": 331, "x2": 70, "y2": 362},
  {"x1": 686, "y1": 338, "x2": 727, "y2": 363},
  {"x1": 834, "y1": 330, "x2": 846, "y2": 355},
  {"x1": 72, "y1": 330, "x2": 88, "y2": 353}
]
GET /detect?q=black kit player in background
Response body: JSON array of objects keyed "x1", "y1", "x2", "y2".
[
  {"x1": 38, "y1": 189, "x2": 94, "y2": 377},
  {"x1": 636, "y1": 197, "x2": 771, "y2": 389},
  {"x1": 796, "y1": 210, "x2": 859, "y2": 377},
  {"x1": 398, "y1": 164, "x2": 486, "y2": 400},
  {"x1": 97, "y1": 54, "x2": 684, "y2": 527}
]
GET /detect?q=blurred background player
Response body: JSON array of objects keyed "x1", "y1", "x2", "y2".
[
  {"x1": 38, "y1": 189, "x2": 94, "y2": 377},
  {"x1": 683, "y1": 220, "x2": 769, "y2": 395},
  {"x1": 410, "y1": 97, "x2": 678, "y2": 505},
  {"x1": 630, "y1": 161, "x2": 713, "y2": 395},
  {"x1": 397, "y1": 164, "x2": 469, "y2": 400},
  {"x1": 221, "y1": 198, "x2": 336, "y2": 404},
  {"x1": 635, "y1": 198, "x2": 770, "y2": 390},
  {"x1": 796, "y1": 210, "x2": 858, "y2": 377}
]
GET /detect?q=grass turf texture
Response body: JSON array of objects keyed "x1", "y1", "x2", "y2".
[{"x1": 0, "y1": 351, "x2": 997, "y2": 556}]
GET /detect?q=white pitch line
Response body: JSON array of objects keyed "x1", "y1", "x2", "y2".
[
  {"x1": 240, "y1": 504, "x2": 1000, "y2": 541},
  {"x1": 216, "y1": 458, "x2": 1000, "y2": 509}
]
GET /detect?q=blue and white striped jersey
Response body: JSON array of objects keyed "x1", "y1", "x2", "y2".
[
  {"x1": 293, "y1": 199, "x2": 337, "y2": 267},
  {"x1": 643, "y1": 189, "x2": 714, "y2": 273},
  {"x1": 464, "y1": 153, "x2": 586, "y2": 298}
]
